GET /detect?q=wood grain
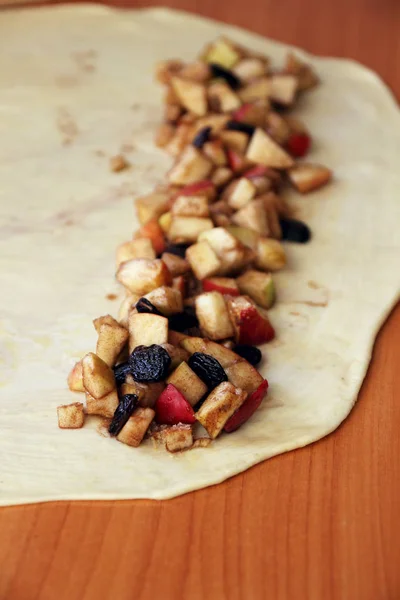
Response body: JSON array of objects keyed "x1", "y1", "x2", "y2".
[{"x1": 1, "y1": 1, "x2": 399, "y2": 599}]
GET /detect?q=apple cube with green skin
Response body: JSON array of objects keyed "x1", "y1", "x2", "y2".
[
  {"x1": 204, "y1": 38, "x2": 241, "y2": 69},
  {"x1": 170, "y1": 76, "x2": 207, "y2": 116},
  {"x1": 171, "y1": 195, "x2": 210, "y2": 218},
  {"x1": 116, "y1": 258, "x2": 172, "y2": 296},
  {"x1": 287, "y1": 163, "x2": 332, "y2": 193},
  {"x1": 195, "y1": 381, "x2": 247, "y2": 439},
  {"x1": 167, "y1": 361, "x2": 208, "y2": 406},
  {"x1": 256, "y1": 238, "x2": 286, "y2": 271},
  {"x1": 128, "y1": 313, "x2": 169, "y2": 352},
  {"x1": 144, "y1": 286, "x2": 183, "y2": 316},
  {"x1": 246, "y1": 128, "x2": 294, "y2": 169},
  {"x1": 168, "y1": 146, "x2": 213, "y2": 186},
  {"x1": 202, "y1": 277, "x2": 239, "y2": 296},
  {"x1": 224, "y1": 379, "x2": 268, "y2": 432},
  {"x1": 195, "y1": 291, "x2": 235, "y2": 340},
  {"x1": 227, "y1": 295, "x2": 275, "y2": 345},
  {"x1": 237, "y1": 270, "x2": 275, "y2": 309},
  {"x1": 168, "y1": 216, "x2": 214, "y2": 244},
  {"x1": 135, "y1": 192, "x2": 170, "y2": 225},
  {"x1": 226, "y1": 225, "x2": 260, "y2": 250},
  {"x1": 186, "y1": 241, "x2": 222, "y2": 280}
]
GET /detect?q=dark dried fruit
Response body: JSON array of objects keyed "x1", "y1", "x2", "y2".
[
  {"x1": 136, "y1": 297, "x2": 163, "y2": 316},
  {"x1": 108, "y1": 394, "x2": 138, "y2": 436},
  {"x1": 280, "y1": 218, "x2": 311, "y2": 243},
  {"x1": 192, "y1": 126, "x2": 212, "y2": 149},
  {"x1": 113, "y1": 361, "x2": 132, "y2": 386},
  {"x1": 168, "y1": 306, "x2": 199, "y2": 332},
  {"x1": 226, "y1": 120, "x2": 255, "y2": 136},
  {"x1": 129, "y1": 344, "x2": 171, "y2": 383},
  {"x1": 210, "y1": 63, "x2": 241, "y2": 90},
  {"x1": 233, "y1": 344, "x2": 262, "y2": 366},
  {"x1": 188, "y1": 352, "x2": 228, "y2": 390},
  {"x1": 164, "y1": 243, "x2": 189, "y2": 258}
]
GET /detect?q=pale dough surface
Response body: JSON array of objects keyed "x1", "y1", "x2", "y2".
[{"x1": 0, "y1": 5, "x2": 399, "y2": 504}]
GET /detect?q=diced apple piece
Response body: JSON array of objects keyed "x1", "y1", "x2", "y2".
[
  {"x1": 57, "y1": 402, "x2": 85, "y2": 429},
  {"x1": 144, "y1": 286, "x2": 183, "y2": 316},
  {"x1": 246, "y1": 128, "x2": 294, "y2": 169},
  {"x1": 168, "y1": 330, "x2": 189, "y2": 346},
  {"x1": 203, "y1": 140, "x2": 227, "y2": 166},
  {"x1": 239, "y1": 77, "x2": 271, "y2": 102},
  {"x1": 227, "y1": 295, "x2": 275, "y2": 345},
  {"x1": 195, "y1": 381, "x2": 247, "y2": 438},
  {"x1": 180, "y1": 336, "x2": 239, "y2": 368},
  {"x1": 135, "y1": 192, "x2": 170, "y2": 225},
  {"x1": 224, "y1": 379, "x2": 268, "y2": 432},
  {"x1": 118, "y1": 294, "x2": 140, "y2": 327},
  {"x1": 172, "y1": 195, "x2": 209, "y2": 218},
  {"x1": 67, "y1": 360, "x2": 85, "y2": 392},
  {"x1": 177, "y1": 179, "x2": 216, "y2": 201},
  {"x1": 165, "y1": 123, "x2": 193, "y2": 157},
  {"x1": 167, "y1": 361, "x2": 208, "y2": 406},
  {"x1": 219, "y1": 131, "x2": 249, "y2": 154},
  {"x1": 168, "y1": 146, "x2": 213, "y2": 186},
  {"x1": 170, "y1": 76, "x2": 207, "y2": 116},
  {"x1": 208, "y1": 81, "x2": 241, "y2": 113},
  {"x1": 82, "y1": 353, "x2": 115, "y2": 399},
  {"x1": 117, "y1": 258, "x2": 171, "y2": 296},
  {"x1": 136, "y1": 220, "x2": 166, "y2": 255},
  {"x1": 232, "y1": 199, "x2": 269, "y2": 236},
  {"x1": 195, "y1": 291, "x2": 234, "y2": 340},
  {"x1": 202, "y1": 277, "x2": 239, "y2": 296},
  {"x1": 128, "y1": 313, "x2": 168, "y2": 352},
  {"x1": 288, "y1": 163, "x2": 332, "y2": 193},
  {"x1": 266, "y1": 111, "x2": 292, "y2": 145},
  {"x1": 270, "y1": 74, "x2": 298, "y2": 106},
  {"x1": 158, "y1": 212, "x2": 172, "y2": 233},
  {"x1": 93, "y1": 314, "x2": 120, "y2": 333},
  {"x1": 155, "y1": 384, "x2": 196, "y2": 425},
  {"x1": 172, "y1": 275, "x2": 186, "y2": 297},
  {"x1": 117, "y1": 407, "x2": 155, "y2": 447},
  {"x1": 161, "y1": 253, "x2": 190, "y2": 277},
  {"x1": 237, "y1": 270, "x2": 275, "y2": 309},
  {"x1": 116, "y1": 238, "x2": 155, "y2": 267},
  {"x1": 155, "y1": 59, "x2": 183, "y2": 84},
  {"x1": 256, "y1": 238, "x2": 287, "y2": 271},
  {"x1": 226, "y1": 225, "x2": 260, "y2": 250},
  {"x1": 163, "y1": 424, "x2": 194, "y2": 452},
  {"x1": 212, "y1": 167, "x2": 233, "y2": 187},
  {"x1": 155, "y1": 123, "x2": 175, "y2": 149},
  {"x1": 224, "y1": 359, "x2": 264, "y2": 394},
  {"x1": 204, "y1": 37, "x2": 241, "y2": 69},
  {"x1": 198, "y1": 227, "x2": 249, "y2": 274},
  {"x1": 284, "y1": 53, "x2": 319, "y2": 91},
  {"x1": 168, "y1": 216, "x2": 214, "y2": 244},
  {"x1": 192, "y1": 115, "x2": 230, "y2": 137},
  {"x1": 232, "y1": 102, "x2": 267, "y2": 127},
  {"x1": 179, "y1": 61, "x2": 211, "y2": 82},
  {"x1": 186, "y1": 241, "x2": 222, "y2": 280},
  {"x1": 96, "y1": 322, "x2": 129, "y2": 367},
  {"x1": 227, "y1": 177, "x2": 256, "y2": 209},
  {"x1": 124, "y1": 381, "x2": 165, "y2": 409},
  {"x1": 86, "y1": 389, "x2": 119, "y2": 418},
  {"x1": 233, "y1": 58, "x2": 267, "y2": 82},
  {"x1": 226, "y1": 149, "x2": 248, "y2": 174}
]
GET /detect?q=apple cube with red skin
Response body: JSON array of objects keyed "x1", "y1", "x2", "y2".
[
  {"x1": 232, "y1": 103, "x2": 266, "y2": 128},
  {"x1": 116, "y1": 258, "x2": 171, "y2": 296},
  {"x1": 202, "y1": 277, "x2": 239, "y2": 296},
  {"x1": 227, "y1": 296, "x2": 275, "y2": 345},
  {"x1": 195, "y1": 381, "x2": 247, "y2": 439},
  {"x1": 227, "y1": 149, "x2": 248, "y2": 173},
  {"x1": 155, "y1": 384, "x2": 196, "y2": 425},
  {"x1": 137, "y1": 220, "x2": 166, "y2": 255},
  {"x1": 172, "y1": 275, "x2": 186, "y2": 297},
  {"x1": 177, "y1": 180, "x2": 216, "y2": 201},
  {"x1": 224, "y1": 379, "x2": 268, "y2": 432}
]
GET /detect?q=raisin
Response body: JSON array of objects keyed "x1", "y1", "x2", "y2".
[
  {"x1": 108, "y1": 394, "x2": 138, "y2": 436},
  {"x1": 226, "y1": 120, "x2": 255, "y2": 136},
  {"x1": 192, "y1": 126, "x2": 212, "y2": 149},
  {"x1": 280, "y1": 218, "x2": 311, "y2": 243},
  {"x1": 136, "y1": 297, "x2": 163, "y2": 316},
  {"x1": 164, "y1": 243, "x2": 189, "y2": 258},
  {"x1": 168, "y1": 306, "x2": 199, "y2": 332},
  {"x1": 188, "y1": 352, "x2": 228, "y2": 390},
  {"x1": 129, "y1": 344, "x2": 171, "y2": 383},
  {"x1": 210, "y1": 63, "x2": 241, "y2": 90},
  {"x1": 233, "y1": 344, "x2": 262, "y2": 366},
  {"x1": 113, "y1": 361, "x2": 132, "y2": 386}
]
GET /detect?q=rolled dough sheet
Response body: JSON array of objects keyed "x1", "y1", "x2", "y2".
[{"x1": 0, "y1": 5, "x2": 399, "y2": 504}]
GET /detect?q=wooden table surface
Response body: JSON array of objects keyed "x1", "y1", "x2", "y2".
[{"x1": 1, "y1": 1, "x2": 400, "y2": 599}]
